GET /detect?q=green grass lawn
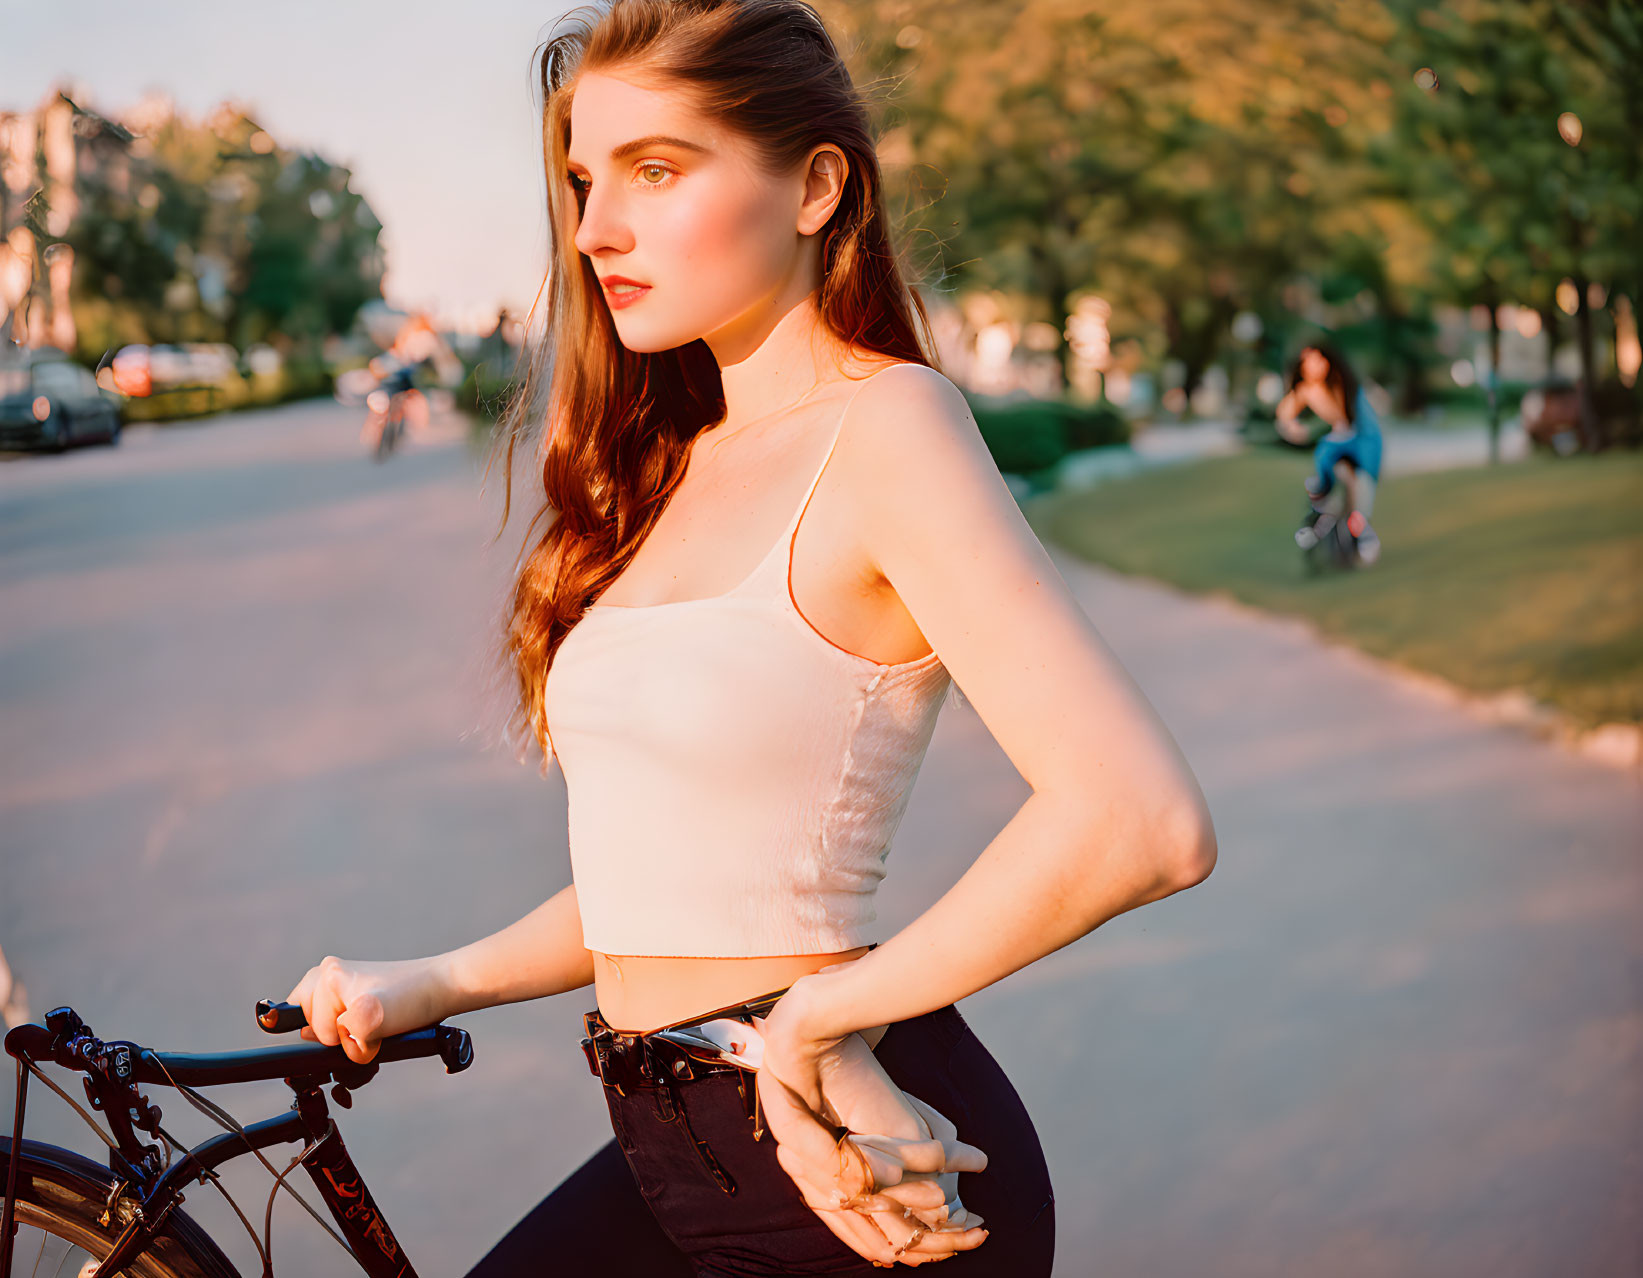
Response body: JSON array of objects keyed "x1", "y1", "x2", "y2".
[{"x1": 1026, "y1": 450, "x2": 1643, "y2": 728}]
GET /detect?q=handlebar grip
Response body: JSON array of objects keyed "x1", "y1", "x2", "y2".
[
  {"x1": 255, "y1": 1000, "x2": 473, "y2": 1072},
  {"x1": 256, "y1": 999, "x2": 308, "y2": 1034}
]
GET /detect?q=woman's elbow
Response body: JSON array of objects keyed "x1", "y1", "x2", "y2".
[{"x1": 1162, "y1": 801, "x2": 1218, "y2": 890}]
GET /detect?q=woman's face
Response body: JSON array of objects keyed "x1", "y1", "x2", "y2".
[
  {"x1": 1299, "y1": 348, "x2": 1330, "y2": 384},
  {"x1": 566, "y1": 71, "x2": 836, "y2": 356}
]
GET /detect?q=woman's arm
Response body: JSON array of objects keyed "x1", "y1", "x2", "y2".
[
  {"x1": 285, "y1": 884, "x2": 592, "y2": 1065},
  {"x1": 435, "y1": 881, "x2": 595, "y2": 1017},
  {"x1": 784, "y1": 364, "x2": 1216, "y2": 1042},
  {"x1": 1274, "y1": 387, "x2": 1314, "y2": 444}
]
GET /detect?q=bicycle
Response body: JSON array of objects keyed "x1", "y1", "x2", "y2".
[
  {"x1": 3, "y1": 999, "x2": 473, "y2": 1277},
  {"x1": 1294, "y1": 456, "x2": 1378, "y2": 574},
  {"x1": 367, "y1": 385, "x2": 421, "y2": 462}
]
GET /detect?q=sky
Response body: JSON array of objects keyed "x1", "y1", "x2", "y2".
[{"x1": 1, "y1": 0, "x2": 571, "y2": 327}]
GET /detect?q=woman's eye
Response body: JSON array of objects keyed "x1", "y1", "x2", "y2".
[{"x1": 565, "y1": 164, "x2": 674, "y2": 203}]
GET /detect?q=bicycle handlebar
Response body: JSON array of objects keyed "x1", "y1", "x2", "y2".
[
  {"x1": 253, "y1": 999, "x2": 474, "y2": 1076},
  {"x1": 3, "y1": 1003, "x2": 474, "y2": 1093}
]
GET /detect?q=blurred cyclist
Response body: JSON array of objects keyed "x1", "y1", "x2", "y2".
[
  {"x1": 358, "y1": 313, "x2": 459, "y2": 458},
  {"x1": 1275, "y1": 343, "x2": 1384, "y2": 565}
]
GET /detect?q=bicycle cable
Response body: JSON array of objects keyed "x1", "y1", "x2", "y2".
[
  {"x1": 148, "y1": 1052, "x2": 361, "y2": 1268},
  {"x1": 20, "y1": 1045, "x2": 381, "y2": 1273},
  {"x1": 260, "y1": 1122, "x2": 337, "y2": 1278},
  {"x1": 18, "y1": 1058, "x2": 273, "y2": 1276},
  {"x1": 19, "y1": 1058, "x2": 121, "y2": 1156},
  {"x1": 154, "y1": 1113, "x2": 272, "y2": 1278}
]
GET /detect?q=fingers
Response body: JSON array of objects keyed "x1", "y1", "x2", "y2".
[
  {"x1": 755, "y1": 1030, "x2": 995, "y2": 1268},
  {"x1": 336, "y1": 991, "x2": 383, "y2": 1064},
  {"x1": 940, "y1": 1138, "x2": 989, "y2": 1175},
  {"x1": 283, "y1": 969, "x2": 316, "y2": 1013},
  {"x1": 307, "y1": 979, "x2": 346, "y2": 1052},
  {"x1": 775, "y1": 1142, "x2": 869, "y2": 1212},
  {"x1": 756, "y1": 1069, "x2": 860, "y2": 1181},
  {"x1": 774, "y1": 1130, "x2": 992, "y2": 1267},
  {"x1": 285, "y1": 968, "x2": 319, "y2": 1039},
  {"x1": 807, "y1": 1202, "x2": 904, "y2": 1267},
  {"x1": 864, "y1": 1204, "x2": 990, "y2": 1264},
  {"x1": 904, "y1": 1094, "x2": 955, "y2": 1142},
  {"x1": 808, "y1": 1199, "x2": 990, "y2": 1269},
  {"x1": 852, "y1": 1132, "x2": 989, "y2": 1179},
  {"x1": 869, "y1": 1176, "x2": 949, "y2": 1216},
  {"x1": 895, "y1": 1221, "x2": 991, "y2": 1263},
  {"x1": 297, "y1": 958, "x2": 376, "y2": 1064}
]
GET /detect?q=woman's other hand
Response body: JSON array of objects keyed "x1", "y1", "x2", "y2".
[
  {"x1": 756, "y1": 1063, "x2": 990, "y2": 1266},
  {"x1": 753, "y1": 982, "x2": 991, "y2": 1266},
  {"x1": 283, "y1": 954, "x2": 454, "y2": 1065}
]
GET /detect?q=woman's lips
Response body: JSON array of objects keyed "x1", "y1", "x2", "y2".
[{"x1": 604, "y1": 282, "x2": 651, "y2": 310}]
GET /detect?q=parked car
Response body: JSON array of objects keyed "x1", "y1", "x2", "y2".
[{"x1": 0, "y1": 350, "x2": 122, "y2": 452}]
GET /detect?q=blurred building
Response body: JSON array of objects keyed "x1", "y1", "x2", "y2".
[
  {"x1": 0, "y1": 85, "x2": 386, "y2": 361},
  {"x1": 0, "y1": 91, "x2": 135, "y2": 351}
]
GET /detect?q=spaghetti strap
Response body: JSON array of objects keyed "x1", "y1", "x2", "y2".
[
  {"x1": 585, "y1": 361, "x2": 925, "y2": 611},
  {"x1": 783, "y1": 361, "x2": 918, "y2": 545}
]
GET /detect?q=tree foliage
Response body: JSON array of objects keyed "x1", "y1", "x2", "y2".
[
  {"x1": 62, "y1": 99, "x2": 384, "y2": 360},
  {"x1": 825, "y1": 0, "x2": 1637, "y2": 418}
]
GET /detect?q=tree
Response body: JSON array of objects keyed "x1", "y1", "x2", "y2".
[
  {"x1": 1387, "y1": 0, "x2": 1642, "y2": 451},
  {"x1": 828, "y1": 0, "x2": 1415, "y2": 402},
  {"x1": 57, "y1": 95, "x2": 385, "y2": 359}
]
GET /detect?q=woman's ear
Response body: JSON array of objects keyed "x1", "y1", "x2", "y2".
[{"x1": 798, "y1": 145, "x2": 849, "y2": 237}]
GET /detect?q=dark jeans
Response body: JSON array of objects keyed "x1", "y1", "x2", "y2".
[{"x1": 464, "y1": 1002, "x2": 1055, "y2": 1277}]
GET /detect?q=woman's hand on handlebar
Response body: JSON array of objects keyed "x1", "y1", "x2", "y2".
[{"x1": 283, "y1": 955, "x2": 454, "y2": 1065}]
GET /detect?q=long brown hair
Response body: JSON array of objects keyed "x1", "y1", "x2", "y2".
[
  {"x1": 1286, "y1": 341, "x2": 1360, "y2": 426},
  {"x1": 496, "y1": 0, "x2": 940, "y2": 762}
]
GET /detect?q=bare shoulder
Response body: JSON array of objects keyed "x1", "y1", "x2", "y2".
[
  {"x1": 830, "y1": 358, "x2": 1214, "y2": 847},
  {"x1": 833, "y1": 360, "x2": 1015, "y2": 552},
  {"x1": 845, "y1": 361, "x2": 981, "y2": 452},
  {"x1": 832, "y1": 361, "x2": 998, "y2": 509}
]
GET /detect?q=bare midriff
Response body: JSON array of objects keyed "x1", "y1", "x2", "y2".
[{"x1": 591, "y1": 947, "x2": 890, "y2": 1051}]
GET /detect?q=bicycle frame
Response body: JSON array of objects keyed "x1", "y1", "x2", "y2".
[{"x1": 3, "y1": 1005, "x2": 473, "y2": 1278}]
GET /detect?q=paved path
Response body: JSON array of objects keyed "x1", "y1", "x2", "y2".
[{"x1": 1, "y1": 401, "x2": 1637, "y2": 1276}]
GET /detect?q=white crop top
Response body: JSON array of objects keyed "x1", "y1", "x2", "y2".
[{"x1": 544, "y1": 364, "x2": 953, "y2": 957}]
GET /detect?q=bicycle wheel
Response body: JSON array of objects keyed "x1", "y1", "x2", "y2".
[{"x1": 1, "y1": 1138, "x2": 238, "y2": 1278}]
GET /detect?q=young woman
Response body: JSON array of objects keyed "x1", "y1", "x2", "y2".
[
  {"x1": 283, "y1": 1, "x2": 1217, "y2": 1272},
  {"x1": 1275, "y1": 343, "x2": 1385, "y2": 563}
]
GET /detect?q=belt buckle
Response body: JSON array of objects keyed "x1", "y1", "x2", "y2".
[
  {"x1": 581, "y1": 1017, "x2": 639, "y2": 1095},
  {"x1": 605, "y1": 1034, "x2": 649, "y2": 1096}
]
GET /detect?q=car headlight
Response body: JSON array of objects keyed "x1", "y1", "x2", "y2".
[{"x1": 32, "y1": 395, "x2": 51, "y2": 422}]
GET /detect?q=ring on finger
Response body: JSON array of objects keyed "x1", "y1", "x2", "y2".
[{"x1": 891, "y1": 1223, "x2": 929, "y2": 1259}]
